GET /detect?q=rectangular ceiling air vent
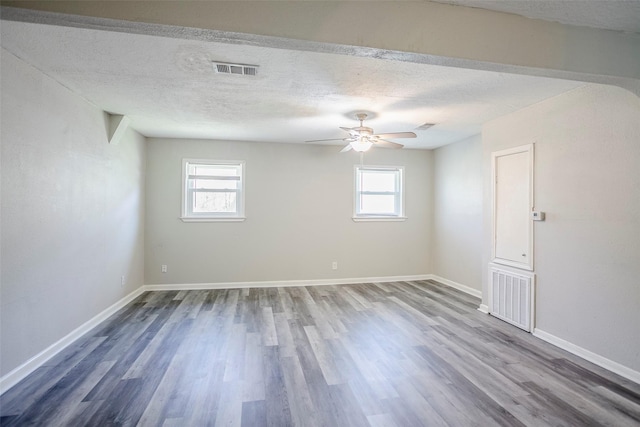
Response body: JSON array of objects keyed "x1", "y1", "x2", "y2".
[
  {"x1": 213, "y1": 61, "x2": 259, "y2": 76},
  {"x1": 416, "y1": 122, "x2": 436, "y2": 131}
]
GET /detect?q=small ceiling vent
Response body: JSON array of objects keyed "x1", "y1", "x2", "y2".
[
  {"x1": 213, "y1": 61, "x2": 259, "y2": 76},
  {"x1": 415, "y1": 122, "x2": 436, "y2": 131}
]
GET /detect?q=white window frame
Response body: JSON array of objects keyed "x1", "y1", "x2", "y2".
[
  {"x1": 353, "y1": 165, "x2": 406, "y2": 222},
  {"x1": 181, "y1": 159, "x2": 246, "y2": 222}
]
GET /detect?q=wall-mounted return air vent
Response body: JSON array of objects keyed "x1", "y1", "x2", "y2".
[
  {"x1": 213, "y1": 61, "x2": 259, "y2": 76},
  {"x1": 489, "y1": 264, "x2": 535, "y2": 332}
]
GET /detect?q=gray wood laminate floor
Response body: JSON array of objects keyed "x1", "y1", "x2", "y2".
[{"x1": 2, "y1": 280, "x2": 639, "y2": 426}]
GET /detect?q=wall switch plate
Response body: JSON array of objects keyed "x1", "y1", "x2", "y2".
[
  {"x1": 532, "y1": 211, "x2": 546, "y2": 221},
  {"x1": 161, "y1": 264, "x2": 167, "y2": 273},
  {"x1": 332, "y1": 261, "x2": 338, "y2": 270},
  {"x1": 121, "y1": 275, "x2": 126, "y2": 286}
]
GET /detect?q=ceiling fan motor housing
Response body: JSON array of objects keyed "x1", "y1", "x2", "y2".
[{"x1": 353, "y1": 126, "x2": 373, "y2": 136}]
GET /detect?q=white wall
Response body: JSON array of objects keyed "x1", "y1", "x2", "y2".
[
  {"x1": 145, "y1": 138, "x2": 432, "y2": 284},
  {"x1": 0, "y1": 50, "x2": 146, "y2": 377},
  {"x1": 432, "y1": 135, "x2": 483, "y2": 291},
  {"x1": 483, "y1": 84, "x2": 640, "y2": 373}
]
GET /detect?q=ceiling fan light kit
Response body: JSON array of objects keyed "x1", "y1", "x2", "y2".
[
  {"x1": 306, "y1": 113, "x2": 417, "y2": 153},
  {"x1": 351, "y1": 139, "x2": 373, "y2": 152}
]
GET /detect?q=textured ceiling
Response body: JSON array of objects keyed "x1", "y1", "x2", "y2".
[
  {"x1": 0, "y1": 2, "x2": 637, "y2": 148},
  {"x1": 432, "y1": 0, "x2": 640, "y2": 33},
  {"x1": 1, "y1": 18, "x2": 588, "y2": 149}
]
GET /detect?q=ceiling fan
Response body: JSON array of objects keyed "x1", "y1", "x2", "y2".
[{"x1": 306, "y1": 113, "x2": 417, "y2": 152}]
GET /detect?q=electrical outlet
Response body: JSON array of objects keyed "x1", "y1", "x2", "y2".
[
  {"x1": 161, "y1": 264, "x2": 167, "y2": 273},
  {"x1": 332, "y1": 261, "x2": 338, "y2": 270},
  {"x1": 121, "y1": 275, "x2": 126, "y2": 287}
]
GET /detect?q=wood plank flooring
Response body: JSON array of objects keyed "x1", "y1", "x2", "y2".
[{"x1": 2, "y1": 280, "x2": 639, "y2": 426}]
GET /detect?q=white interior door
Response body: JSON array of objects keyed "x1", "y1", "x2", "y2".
[{"x1": 492, "y1": 144, "x2": 533, "y2": 270}]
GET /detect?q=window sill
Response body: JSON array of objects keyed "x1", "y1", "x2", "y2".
[
  {"x1": 352, "y1": 216, "x2": 407, "y2": 222},
  {"x1": 180, "y1": 216, "x2": 246, "y2": 223}
]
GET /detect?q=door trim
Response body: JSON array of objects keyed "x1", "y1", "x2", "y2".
[{"x1": 491, "y1": 143, "x2": 534, "y2": 271}]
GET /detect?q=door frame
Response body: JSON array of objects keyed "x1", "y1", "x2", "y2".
[{"x1": 491, "y1": 143, "x2": 534, "y2": 271}]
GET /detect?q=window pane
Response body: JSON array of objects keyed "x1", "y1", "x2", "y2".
[
  {"x1": 361, "y1": 171, "x2": 396, "y2": 192},
  {"x1": 183, "y1": 160, "x2": 245, "y2": 219},
  {"x1": 190, "y1": 178, "x2": 238, "y2": 190},
  {"x1": 193, "y1": 191, "x2": 237, "y2": 213},
  {"x1": 360, "y1": 194, "x2": 396, "y2": 214},
  {"x1": 189, "y1": 164, "x2": 239, "y2": 177}
]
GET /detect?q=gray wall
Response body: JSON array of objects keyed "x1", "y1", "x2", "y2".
[
  {"x1": 432, "y1": 136, "x2": 483, "y2": 291},
  {"x1": 145, "y1": 138, "x2": 433, "y2": 284},
  {"x1": 0, "y1": 50, "x2": 146, "y2": 377},
  {"x1": 483, "y1": 84, "x2": 640, "y2": 372}
]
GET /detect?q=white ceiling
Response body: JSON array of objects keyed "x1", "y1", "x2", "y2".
[
  {"x1": 3, "y1": 1, "x2": 636, "y2": 148},
  {"x1": 433, "y1": 0, "x2": 640, "y2": 33}
]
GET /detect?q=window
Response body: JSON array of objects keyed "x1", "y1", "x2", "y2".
[
  {"x1": 181, "y1": 159, "x2": 245, "y2": 222},
  {"x1": 354, "y1": 166, "x2": 405, "y2": 221}
]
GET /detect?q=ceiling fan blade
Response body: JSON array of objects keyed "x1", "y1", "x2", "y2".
[
  {"x1": 373, "y1": 139, "x2": 404, "y2": 149},
  {"x1": 340, "y1": 144, "x2": 353, "y2": 153},
  {"x1": 373, "y1": 132, "x2": 416, "y2": 139},
  {"x1": 340, "y1": 126, "x2": 359, "y2": 135},
  {"x1": 305, "y1": 138, "x2": 346, "y2": 143}
]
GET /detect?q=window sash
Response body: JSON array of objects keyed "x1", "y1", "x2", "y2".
[
  {"x1": 183, "y1": 160, "x2": 244, "y2": 218},
  {"x1": 187, "y1": 175, "x2": 240, "y2": 180},
  {"x1": 187, "y1": 189, "x2": 238, "y2": 193},
  {"x1": 355, "y1": 166, "x2": 403, "y2": 217}
]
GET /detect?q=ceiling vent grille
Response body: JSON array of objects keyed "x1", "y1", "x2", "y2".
[
  {"x1": 213, "y1": 61, "x2": 259, "y2": 76},
  {"x1": 416, "y1": 122, "x2": 436, "y2": 131}
]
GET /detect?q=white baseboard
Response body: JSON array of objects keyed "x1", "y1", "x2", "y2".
[
  {"x1": 533, "y1": 328, "x2": 640, "y2": 385},
  {"x1": 9, "y1": 277, "x2": 637, "y2": 397},
  {"x1": 146, "y1": 274, "x2": 486, "y2": 311},
  {"x1": 0, "y1": 286, "x2": 146, "y2": 396},
  {"x1": 144, "y1": 274, "x2": 433, "y2": 291},
  {"x1": 145, "y1": 274, "x2": 484, "y2": 299},
  {"x1": 0, "y1": 274, "x2": 486, "y2": 396},
  {"x1": 428, "y1": 275, "x2": 482, "y2": 299}
]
